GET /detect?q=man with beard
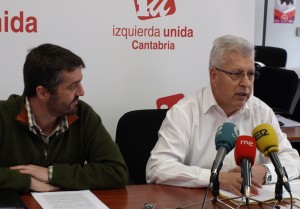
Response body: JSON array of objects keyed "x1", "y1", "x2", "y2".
[{"x1": 0, "y1": 43, "x2": 128, "y2": 193}]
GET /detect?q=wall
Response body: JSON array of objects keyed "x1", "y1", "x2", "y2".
[
  {"x1": 255, "y1": 0, "x2": 265, "y2": 45},
  {"x1": 0, "y1": 1, "x2": 255, "y2": 139},
  {"x1": 255, "y1": 0, "x2": 300, "y2": 68},
  {"x1": 255, "y1": 0, "x2": 300, "y2": 112}
]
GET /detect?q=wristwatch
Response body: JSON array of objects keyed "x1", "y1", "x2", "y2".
[{"x1": 263, "y1": 165, "x2": 272, "y2": 185}]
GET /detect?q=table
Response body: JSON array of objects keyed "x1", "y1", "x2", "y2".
[
  {"x1": 19, "y1": 128, "x2": 300, "y2": 209},
  {"x1": 282, "y1": 126, "x2": 300, "y2": 153},
  {"x1": 282, "y1": 126, "x2": 300, "y2": 142},
  {"x1": 17, "y1": 128, "x2": 300, "y2": 209},
  {"x1": 20, "y1": 184, "x2": 298, "y2": 209}
]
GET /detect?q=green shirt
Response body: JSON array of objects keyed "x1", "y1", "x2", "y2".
[{"x1": 0, "y1": 95, "x2": 128, "y2": 193}]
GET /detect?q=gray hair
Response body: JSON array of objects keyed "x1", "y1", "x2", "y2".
[{"x1": 209, "y1": 35, "x2": 254, "y2": 69}]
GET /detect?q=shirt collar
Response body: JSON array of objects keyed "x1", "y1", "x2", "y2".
[
  {"x1": 25, "y1": 97, "x2": 69, "y2": 136},
  {"x1": 202, "y1": 86, "x2": 218, "y2": 114},
  {"x1": 16, "y1": 96, "x2": 79, "y2": 127},
  {"x1": 202, "y1": 85, "x2": 250, "y2": 116}
]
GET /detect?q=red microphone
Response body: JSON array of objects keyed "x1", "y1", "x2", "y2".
[{"x1": 234, "y1": 136, "x2": 257, "y2": 197}]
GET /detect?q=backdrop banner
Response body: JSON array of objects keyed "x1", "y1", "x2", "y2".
[{"x1": 0, "y1": 0, "x2": 255, "y2": 138}]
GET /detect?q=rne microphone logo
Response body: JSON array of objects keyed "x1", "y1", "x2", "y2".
[
  {"x1": 134, "y1": 0, "x2": 176, "y2": 20},
  {"x1": 239, "y1": 140, "x2": 254, "y2": 147}
]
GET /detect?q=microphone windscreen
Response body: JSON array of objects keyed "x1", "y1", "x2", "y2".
[
  {"x1": 215, "y1": 122, "x2": 239, "y2": 153},
  {"x1": 252, "y1": 124, "x2": 279, "y2": 157},
  {"x1": 234, "y1": 135, "x2": 257, "y2": 166}
]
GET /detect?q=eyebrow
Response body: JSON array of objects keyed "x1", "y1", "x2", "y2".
[
  {"x1": 232, "y1": 69, "x2": 255, "y2": 72},
  {"x1": 67, "y1": 79, "x2": 82, "y2": 88}
]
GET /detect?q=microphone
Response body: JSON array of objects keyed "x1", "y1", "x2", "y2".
[
  {"x1": 210, "y1": 122, "x2": 239, "y2": 183},
  {"x1": 234, "y1": 136, "x2": 257, "y2": 197},
  {"x1": 252, "y1": 124, "x2": 291, "y2": 193}
]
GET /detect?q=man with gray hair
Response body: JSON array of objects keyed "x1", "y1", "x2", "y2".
[{"x1": 146, "y1": 34, "x2": 300, "y2": 195}]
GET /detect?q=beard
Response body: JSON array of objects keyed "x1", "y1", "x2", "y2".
[{"x1": 47, "y1": 95, "x2": 79, "y2": 117}]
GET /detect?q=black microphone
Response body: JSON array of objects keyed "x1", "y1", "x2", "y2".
[
  {"x1": 210, "y1": 122, "x2": 239, "y2": 183},
  {"x1": 252, "y1": 124, "x2": 291, "y2": 193},
  {"x1": 234, "y1": 136, "x2": 257, "y2": 197}
]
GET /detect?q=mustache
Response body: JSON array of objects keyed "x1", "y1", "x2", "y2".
[{"x1": 73, "y1": 96, "x2": 79, "y2": 102}]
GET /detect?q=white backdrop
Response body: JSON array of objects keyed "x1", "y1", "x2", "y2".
[{"x1": 0, "y1": 1, "x2": 255, "y2": 139}]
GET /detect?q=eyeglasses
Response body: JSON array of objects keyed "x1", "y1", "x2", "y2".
[{"x1": 214, "y1": 67, "x2": 260, "y2": 81}]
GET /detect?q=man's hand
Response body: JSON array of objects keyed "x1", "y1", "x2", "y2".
[
  {"x1": 10, "y1": 164, "x2": 48, "y2": 182},
  {"x1": 250, "y1": 164, "x2": 266, "y2": 186},
  {"x1": 30, "y1": 177, "x2": 60, "y2": 192},
  {"x1": 219, "y1": 170, "x2": 243, "y2": 196},
  {"x1": 10, "y1": 164, "x2": 60, "y2": 192},
  {"x1": 220, "y1": 165, "x2": 266, "y2": 196}
]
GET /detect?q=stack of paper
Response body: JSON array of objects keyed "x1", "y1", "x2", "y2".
[
  {"x1": 276, "y1": 114, "x2": 300, "y2": 127},
  {"x1": 219, "y1": 179, "x2": 300, "y2": 205},
  {"x1": 32, "y1": 190, "x2": 109, "y2": 209}
]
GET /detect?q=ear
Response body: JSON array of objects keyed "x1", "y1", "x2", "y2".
[
  {"x1": 36, "y1": 86, "x2": 50, "y2": 101},
  {"x1": 210, "y1": 68, "x2": 217, "y2": 85}
]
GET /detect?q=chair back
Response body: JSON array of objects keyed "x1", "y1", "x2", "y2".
[
  {"x1": 254, "y1": 66, "x2": 298, "y2": 114},
  {"x1": 115, "y1": 109, "x2": 168, "y2": 184},
  {"x1": 291, "y1": 98, "x2": 300, "y2": 122},
  {"x1": 255, "y1": 45, "x2": 287, "y2": 67}
]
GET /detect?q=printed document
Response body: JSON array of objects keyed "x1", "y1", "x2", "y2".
[
  {"x1": 31, "y1": 190, "x2": 109, "y2": 209},
  {"x1": 276, "y1": 114, "x2": 300, "y2": 127},
  {"x1": 219, "y1": 179, "x2": 300, "y2": 205}
]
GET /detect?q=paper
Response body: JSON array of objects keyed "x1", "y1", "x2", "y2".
[
  {"x1": 219, "y1": 179, "x2": 300, "y2": 205},
  {"x1": 31, "y1": 190, "x2": 109, "y2": 209},
  {"x1": 276, "y1": 114, "x2": 300, "y2": 127}
]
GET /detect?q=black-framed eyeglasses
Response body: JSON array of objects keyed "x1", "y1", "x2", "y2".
[{"x1": 214, "y1": 67, "x2": 260, "y2": 81}]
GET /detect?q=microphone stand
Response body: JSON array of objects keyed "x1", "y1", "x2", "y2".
[
  {"x1": 211, "y1": 173, "x2": 239, "y2": 209},
  {"x1": 240, "y1": 184, "x2": 250, "y2": 208},
  {"x1": 208, "y1": 170, "x2": 282, "y2": 209},
  {"x1": 275, "y1": 181, "x2": 283, "y2": 202},
  {"x1": 178, "y1": 169, "x2": 290, "y2": 208},
  {"x1": 246, "y1": 182, "x2": 283, "y2": 209},
  {"x1": 242, "y1": 183, "x2": 282, "y2": 208},
  {"x1": 272, "y1": 181, "x2": 283, "y2": 209},
  {"x1": 273, "y1": 166, "x2": 292, "y2": 208},
  {"x1": 212, "y1": 172, "x2": 220, "y2": 203}
]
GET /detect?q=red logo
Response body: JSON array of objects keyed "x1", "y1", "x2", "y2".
[{"x1": 134, "y1": 0, "x2": 176, "y2": 20}]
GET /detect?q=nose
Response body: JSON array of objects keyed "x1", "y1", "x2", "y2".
[
  {"x1": 240, "y1": 73, "x2": 252, "y2": 86},
  {"x1": 76, "y1": 83, "x2": 85, "y2": 96}
]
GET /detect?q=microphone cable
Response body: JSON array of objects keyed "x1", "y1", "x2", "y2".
[
  {"x1": 246, "y1": 199, "x2": 251, "y2": 209},
  {"x1": 200, "y1": 182, "x2": 211, "y2": 209},
  {"x1": 173, "y1": 183, "x2": 211, "y2": 209},
  {"x1": 282, "y1": 192, "x2": 294, "y2": 209},
  {"x1": 173, "y1": 185, "x2": 294, "y2": 209},
  {"x1": 289, "y1": 192, "x2": 294, "y2": 209},
  {"x1": 175, "y1": 183, "x2": 211, "y2": 209},
  {"x1": 173, "y1": 182, "x2": 213, "y2": 209}
]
